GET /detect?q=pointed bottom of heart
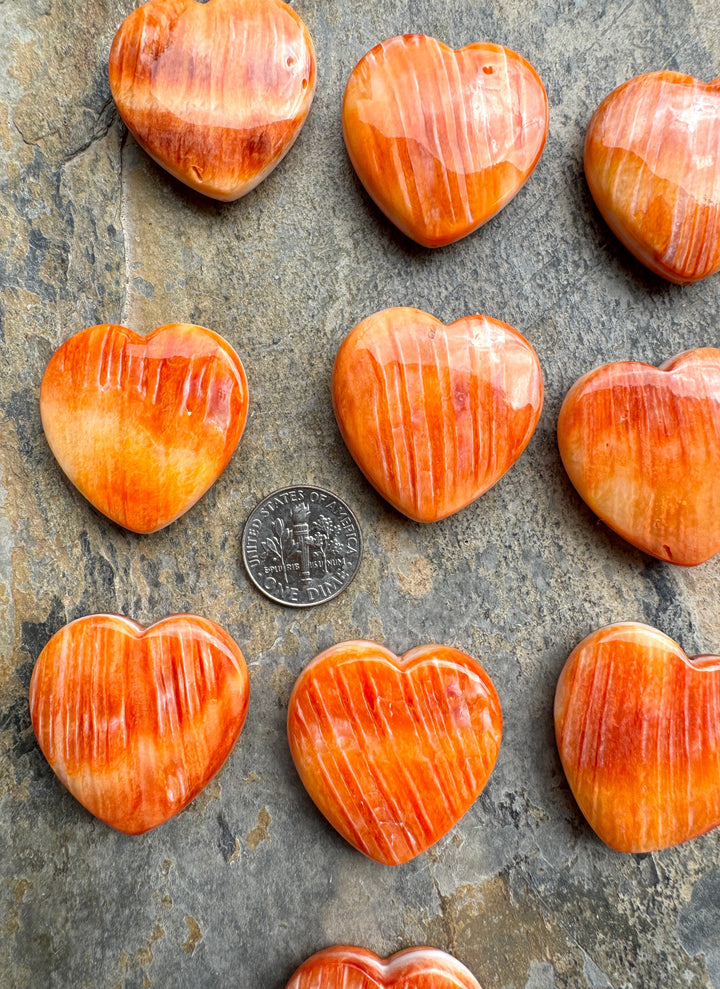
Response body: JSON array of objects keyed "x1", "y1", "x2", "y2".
[{"x1": 29, "y1": 614, "x2": 250, "y2": 834}]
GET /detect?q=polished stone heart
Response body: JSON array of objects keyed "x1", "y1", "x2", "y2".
[
  {"x1": 287, "y1": 641, "x2": 502, "y2": 865},
  {"x1": 29, "y1": 614, "x2": 250, "y2": 834},
  {"x1": 109, "y1": 0, "x2": 316, "y2": 201},
  {"x1": 286, "y1": 946, "x2": 482, "y2": 989},
  {"x1": 585, "y1": 71, "x2": 720, "y2": 283},
  {"x1": 557, "y1": 348, "x2": 720, "y2": 565},
  {"x1": 342, "y1": 35, "x2": 548, "y2": 247},
  {"x1": 555, "y1": 622, "x2": 720, "y2": 852},
  {"x1": 332, "y1": 308, "x2": 543, "y2": 522},
  {"x1": 40, "y1": 323, "x2": 248, "y2": 533}
]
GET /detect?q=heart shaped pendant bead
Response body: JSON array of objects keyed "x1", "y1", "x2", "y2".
[
  {"x1": 342, "y1": 35, "x2": 548, "y2": 247},
  {"x1": 286, "y1": 946, "x2": 482, "y2": 989},
  {"x1": 557, "y1": 348, "x2": 720, "y2": 565},
  {"x1": 40, "y1": 323, "x2": 249, "y2": 533},
  {"x1": 585, "y1": 71, "x2": 720, "y2": 283},
  {"x1": 109, "y1": 0, "x2": 316, "y2": 201},
  {"x1": 332, "y1": 308, "x2": 543, "y2": 522},
  {"x1": 555, "y1": 622, "x2": 720, "y2": 852},
  {"x1": 287, "y1": 640, "x2": 502, "y2": 865},
  {"x1": 30, "y1": 614, "x2": 250, "y2": 834}
]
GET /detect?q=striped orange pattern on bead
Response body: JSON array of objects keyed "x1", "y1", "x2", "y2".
[
  {"x1": 555, "y1": 622, "x2": 720, "y2": 853},
  {"x1": 342, "y1": 35, "x2": 548, "y2": 247},
  {"x1": 109, "y1": 0, "x2": 316, "y2": 200},
  {"x1": 30, "y1": 614, "x2": 249, "y2": 834},
  {"x1": 40, "y1": 323, "x2": 248, "y2": 532},
  {"x1": 585, "y1": 71, "x2": 720, "y2": 283},
  {"x1": 287, "y1": 641, "x2": 502, "y2": 866},
  {"x1": 557, "y1": 348, "x2": 720, "y2": 566},
  {"x1": 333, "y1": 308, "x2": 543, "y2": 522},
  {"x1": 286, "y1": 945, "x2": 483, "y2": 989}
]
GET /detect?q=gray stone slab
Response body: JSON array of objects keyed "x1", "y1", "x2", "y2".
[{"x1": 1, "y1": 1, "x2": 719, "y2": 987}]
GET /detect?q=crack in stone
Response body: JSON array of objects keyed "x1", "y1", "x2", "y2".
[
  {"x1": 118, "y1": 125, "x2": 132, "y2": 328},
  {"x1": 13, "y1": 97, "x2": 117, "y2": 163},
  {"x1": 519, "y1": 861, "x2": 618, "y2": 989},
  {"x1": 59, "y1": 98, "x2": 117, "y2": 167},
  {"x1": 12, "y1": 118, "x2": 40, "y2": 149},
  {"x1": 431, "y1": 875, "x2": 459, "y2": 952}
]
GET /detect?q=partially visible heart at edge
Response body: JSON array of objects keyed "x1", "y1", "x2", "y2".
[
  {"x1": 286, "y1": 945, "x2": 483, "y2": 989},
  {"x1": 557, "y1": 347, "x2": 720, "y2": 565},
  {"x1": 555, "y1": 621, "x2": 720, "y2": 852}
]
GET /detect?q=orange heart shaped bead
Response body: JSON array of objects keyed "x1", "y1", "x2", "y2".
[
  {"x1": 585, "y1": 71, "x2": 720, "y2": 283},
  {"x1": 29, "y1": 614, "x2": 250, "y2": 834},
  {"x1": 287, "y1": 641, "x2": 502, "y2": 865},
  {"x1": 332, "y1": 308, "x2": 543, "y2": 522},
  {"x1": 557, "y1": 348, "x2": 720, "y2": 566},
  {"x1": 40, "y1": 323, "x2": 248, "y2": 533},
  {"x1": 286, "y1": 946, "x2": 482, "y2": 989},
  {"x1": 109, "y1": 0, "x2": 316, "y2": 201},
  {"x1": 555, "y1": 622, "x2": 720, "y2": 853},
  {"x1": 342, "y1": 35, "x2": 548, "y2": 247}
]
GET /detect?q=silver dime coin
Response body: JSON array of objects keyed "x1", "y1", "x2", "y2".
[{"x1": 242, "y1": 486, "x2": 363, "y2": 607}]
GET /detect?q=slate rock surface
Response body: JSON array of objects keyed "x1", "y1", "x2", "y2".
[{"x1": 1, "y1": 1, "x2": 720, "y2": 987}]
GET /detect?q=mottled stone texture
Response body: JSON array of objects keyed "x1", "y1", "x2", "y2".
[{"x1": 1, "y1": 1, "x2": 719, "y2": 987}]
